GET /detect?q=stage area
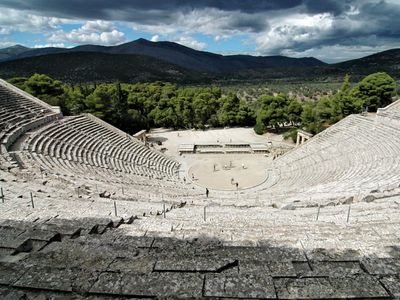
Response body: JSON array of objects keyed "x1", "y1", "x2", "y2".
[
  {"x1": 187, "y1": 154, "x2": 271, "y2": 191},
  {"x1": 147, "y1": 127, "x2": 292, "y2": 191}
]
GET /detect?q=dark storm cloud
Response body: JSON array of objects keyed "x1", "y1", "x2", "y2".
[
  {"x1": 359, "y1": 1, "x2": 400, "y2": 37},
  {"x1": 318, "y1": 1, "x2": 400, "y2": 47},
  {"x1": 0, "y1": 0, "x2": 362, "y2": 37},
  {"x1": 0, "y1": 0, "x2": 354, "y2": 20},
  {"x1": 223, "y1": 13, "x2": 268, "y2": 33},
  {"x1": 303, "y1": 0, "x2": 355, "y2": 15},
  {"x1": 252, "y1": 0, "x2": 400, "y2": 56}
]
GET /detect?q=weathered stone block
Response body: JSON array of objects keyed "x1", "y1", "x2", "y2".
[
  {"x1": 114, "y1": 235, "x2": 154, "y2": 248},
  {"x1": 380, "y1": 275, "x2": 400, "y2": 298},
  {"x1": 330, "y1": 274, "x2": 389, "y2": 298},
  {"x1": 361, "y1": 258, "x2": 400, "y2": 275},
  {"x1": 205, "y1": 246, "x2": 306, "y2": 262},
  {"x1": 240, "y1": 260, "x2": 297, "y2": 277},
  {"x1": 25, "y1": 240, "x2": 115, "y2": 270},
  {"x1": 307, "y1": 248, "x2": 362, "y2": 261},
  {"x1": 154, "y1": 256, "x2": 237, "y2": 272},
  {"x1": 274, "y1": 277, "x2": 336, "y2": 299},
  {"x1": 275, "y1": 275, "x2": 389, "y2": 299},
  {"x1": 307, "y1": 261, "x2": 364, "y2": 277},
  {"x1": 19, "y1": 228, "x2": 60, "y2": 242},
  {"x1": 204, "y1": 273, "x2": 276, "y2": 298},
  {"x1": 13, "y1": 266, "x2": 73, "y2": 292},
  {"x1": 108, "y1": 256, "x2": 156, "y2": 274},
  {"x1": 90, "y1": 271, "x2": 203, "y2": 298},
  {"x1": 120, "y1": 272, "x2": 203, "y2": 298},
  {"x1": 89, "y1": 272, "x2": 122, "y2": 295},
  {"x1": 0, "y1": 262, "x2": 26, "y2": 285}
]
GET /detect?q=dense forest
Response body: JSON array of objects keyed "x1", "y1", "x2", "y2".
[{"x1": 8, "y1": 72, "x2": 397, "y2": 141}]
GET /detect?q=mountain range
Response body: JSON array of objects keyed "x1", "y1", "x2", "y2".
[{"x1": 0, "y1": 39, "x2": 398, "y2": 83}]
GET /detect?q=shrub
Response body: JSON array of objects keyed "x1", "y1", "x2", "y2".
[{"x1": 283, "y1": 128, "x2": 298, "y2": 143}]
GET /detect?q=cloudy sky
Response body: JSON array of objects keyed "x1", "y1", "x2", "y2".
[{"x1": 0, "y1": 0, "x2": 399, "y2": 63}]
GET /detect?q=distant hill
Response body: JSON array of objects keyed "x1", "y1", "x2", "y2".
[
  {"x1": 0, "y1": 39, "x2": 398, "y2": 83},
  {"x1": 0, "y1": 52, "x2": 206, "y2": 83},
  {"x1": 319, "y1": 48, "x2": 400, "y2": 81},
  {"x1": 0, "y1": 45, "x2": 30, "y2": 61},
  {"x1": 224, "y1": 48, "x2": 400, "y2": 82},
  {"x1": 0, "y1": 39, "x2": 325, "y2": 73}
]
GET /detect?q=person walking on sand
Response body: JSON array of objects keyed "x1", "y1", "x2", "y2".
[{"x1": 206, "y1": 188, "x2": 209, "y2": 198}]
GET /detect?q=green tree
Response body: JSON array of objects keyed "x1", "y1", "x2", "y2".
[
  {"x1": 218, "y1": 93, "x2": 240, "y2": 126},
  {"x1": 314, "y1": 97, "x2": 334, "y2": 125},
  {"x1": 236, "y1": 102, "x2": 255, "y2": 126},
  {"x1": 8, "y1": 77, "x2": 27, "y2": 90},
  {"x1": 22, "y1": 74, "x2": 65, "y2": 110},
  {"x1": 84, "y1": 84, "x2": 115, "y2": 120},
  {"x1": 286, "y1": 99, "x2": 303, "y2": 125},
  {"x1": 300, "y1": 102, "x2": 323, "y2": 134},
  {"x1": 256, "y1": 93, "x2": 289, "y2": 129},
  {"x1": 181, "y1": 97, "x2": 194, "y2": 128},
  {"x1": 193, "y1": 92, "x2": 219, "y2": 128},
  {"x1": 331, "y1": 75, "x2": 361, "y2": 121},
  {"x1": 62, "y1": 85, "x2": 86, "y2": 115},
  {"x1": 254, "y1": 110, "x2": 266, "y2": 135},
  {"x1": 351, "y1": 72, "x2": 396, "y2": 111}
]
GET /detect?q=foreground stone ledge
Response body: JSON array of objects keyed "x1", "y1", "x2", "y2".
[
  {"x1": 204, "y1": 273, "x2": 276, "y2": 299},
  {"x1": 90, "y1": 271, "x2": 203, "y2": 297},
  {"x1": 0, "y1": 218, "x2": 399, "y2": 299}
]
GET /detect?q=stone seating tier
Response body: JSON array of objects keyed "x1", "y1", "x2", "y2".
[
  {"x1": 20, "y1": 114, "x2": 180, "y2": 182},
  {"x1": 253, "y1": 114, "x2": 400, "y2": 202}
]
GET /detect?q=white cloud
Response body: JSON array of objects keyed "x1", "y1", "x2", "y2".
[
  {"x1": 254, "y1": 13, "x2": 334, "y2": 55},
  {"x1": 125, "y1": 4, "x2": 400, "y2": 61},
  {"x1": 0, "y1": 8, "x2": 70, "y2": 34},
  {"x1": 0, "y1": 41, "x2": 16, "y2": 48},
  {"x1": 49, "y1": 20, "x2": 126, "y2": 45},
  {"x1": 281, "y1": 43, "x2": 400, "y2": 63},
  {"x1": 81, "y1": 20, "x2": 114, "y2": 32},
  {"x1": 0, "y1": 28, "x2": 10, "y2": 35},
  {"x1": 129, "y1": 8, "x2": 262, "y2": 44},
  {"x1": 173, "y1": 36, "x2": 207, "y2": 51},
  {"x1": 33, "y1": 43, "x2": 67, "y2": 48},
  {"x1": 150, "y1": 34, "x2": 160, "y2": 42}
]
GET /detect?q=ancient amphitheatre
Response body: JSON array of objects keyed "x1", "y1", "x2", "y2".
[{"x1": 1, "y1": 78, "x2": 400, "y2": 298}]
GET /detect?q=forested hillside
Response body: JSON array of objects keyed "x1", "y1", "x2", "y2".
[
  {"x1": 0, "y1": 52, "x2": 206, "y2": 84},
  {"x1": 0, "y1": 40, "x2": 399, "y2": 84},
  {"x1": 8, "y1": 72, "x2": 397, "y2": 139}
]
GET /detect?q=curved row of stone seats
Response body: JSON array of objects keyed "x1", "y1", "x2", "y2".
[
  {"x1": 258, "y1": 113, "x2": 400, "y2": 201},
  {"x1": 1, "y1": 168, "x2": 398, "y2": 242},
  {"x1": 16, "y1": 149, "x2": 195, "y2": 203},
  {"x1": 2, "y1": 161, "x2": 399, "y2": 252},
  {"x1": 1, "y1": 164, "x2": 400, "y2": 299},
  {"x1": 124, "y1": 194, "x2": 400, "y2": 253},
  {"x1": 21, "y1": 114, "x2": 180, "y2": 182},
  {"x1": 0, "y1": 174, "x2": 199, "y2": 236},
  {"x1": 28, "y1": 147, "x2": 194, "y2": 199},
  {"x1": 0, "y1": 79, "x2": 191, "y2": 201},
  {"x1": 0, "y1": 81, "x2": 54, "y2": 128},
  {"x1": 0, "y1": 81, "x2": 62, "y2": 168},
  {"x1": 0, "y1": 79, "x2": 180, "y2": 184},
  {"x1": 376, "y1": 99, "x2": 400, "y2": 129}
]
